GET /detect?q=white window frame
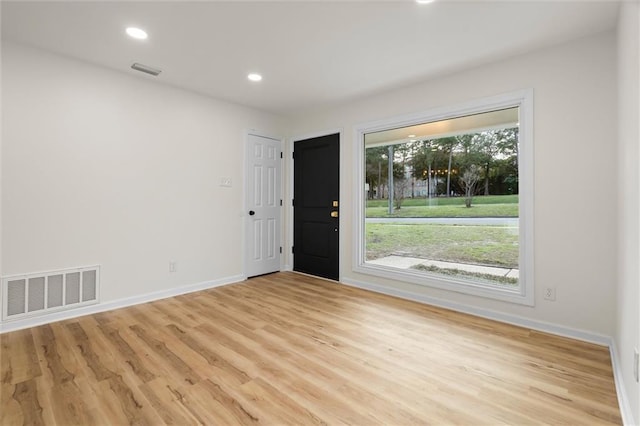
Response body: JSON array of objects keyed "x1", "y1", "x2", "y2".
[{"x1": 353, "y1": 90, "x2": 534, "y2": 306}]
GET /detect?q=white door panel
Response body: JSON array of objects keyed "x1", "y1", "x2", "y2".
[{"x1": 246, "y1": 134, "x2": 281, "y2": 277}]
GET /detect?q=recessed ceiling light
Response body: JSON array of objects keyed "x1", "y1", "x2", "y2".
[
  {"x1": 248, "y1": 73, "x2": 263, "y2": 82},
  {"x1": 126, "y1": 27, "x2": 148, "y2": 40},
  {"x1": 408, "y1": 134, "x2": 416, "y2": 138},
  {"x1": 416, "y1": 0, "x2": 435, "y2": 4}
]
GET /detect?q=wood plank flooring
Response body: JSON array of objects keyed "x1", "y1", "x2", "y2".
[{"x1": 1, "y1": 272, "x2": 621, "y2": 425}]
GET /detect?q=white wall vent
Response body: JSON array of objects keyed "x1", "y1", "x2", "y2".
[{"x1": 2, "y1": 266, "x2": 100, "y2": 322}]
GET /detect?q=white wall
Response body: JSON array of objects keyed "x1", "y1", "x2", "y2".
[
  {"x1": 617, "y1": 1, "x2": 640, "y2": 423},
  {"x1": 1, "y1": 42, "x2": 285, "y2": 316},
  {"x1": 0, "y1": 8, "x2": 3, "y2": 314},
  {"x1": 288, "y1": 31, "x2": 618, "y2": 337}
]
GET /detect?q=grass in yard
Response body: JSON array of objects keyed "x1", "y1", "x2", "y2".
[
  {"x1": 366, "y1": 223, "x2": 519, "y2": 268},
  {"x1": 366, "y1": 194, "x2": 518, "y2": 208},
  {"x1": 411, "y1": 264, "x2": 518, "y2": 286},
  {"x1": 366, "y1": 203, "x2": 518, "y2": 218},
  {"x1": 366, "y1": 194, "x2": 518, "y2": 218}
]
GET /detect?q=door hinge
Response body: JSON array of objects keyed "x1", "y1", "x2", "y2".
[
  {"x1": 292, "y1": 246, "x2": 295, "y2": 254},
  {"x1": 292, "y1": 199, "x2": 295, "y2": 206},
  {"x1": 292, "y1": 152, "x2": 295, "y2": 160},
  {"x1": 280, "y1": 199, "x2": 283, "y2": 206},
  {"x1": 280, "y1": 152, "x2": 283, "y2": 159},
  {"x1": 279, "y1": 247, "x2": 282, "y2": 254}
]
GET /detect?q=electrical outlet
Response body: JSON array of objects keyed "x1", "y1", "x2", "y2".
[
  {"x1": 634, "y1": 348, "x2": 639, "y2": 383},
  {"x1": 220, "y1": 177, "x2": 232, "y2": 187},
  {"x1": 543, "y1": 287, "x2": 556, "y2": 301},
  {"x1": 169, "y1": 261, "x2": 177, "y2": 273}
]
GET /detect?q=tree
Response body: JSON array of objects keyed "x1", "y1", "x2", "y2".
[
  {"x1": 365, "y1": 147, "x2": 389, "y2": 199},
  {"x1": 460, "y1": 164, "x2": 481, "y2": 208},
  {"x1": 495, "y1": 127, "x2": 519, "y2": 168},
  {"x1": 490, "y1": 158, "x2": 519, "y2": 194},
  {"x1": 436, "y1": 137, "x2": 459, "y2": 197},
  {"x1": 390, "y1": 143, "x2": 412, "y2": 209},
  {"x1": 474, "y1": 131, "x2": 499, "y2": 196},
  {"x1": 393, "y1": 178, "x2": 410, "y2": 210},
  {"x1": 410, "y1": 140, "x2": 444, "y2": 199}
]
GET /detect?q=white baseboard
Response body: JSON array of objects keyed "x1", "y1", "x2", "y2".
[
  {"x1": 341, "y1": 277, "x2": 610, "y2": 345},
  {"x1": 0, "y1": 274, "x2": 245, "y2": 334},
  {"x1": 341, "y1": 277, "x2": 635, "y2": 424},
  {"x1": 610, "y1": 340, "x2": 637, "y2": 426}
]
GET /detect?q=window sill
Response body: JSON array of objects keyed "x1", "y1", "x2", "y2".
[{"x1": 354, "y1": 262, "x2": 534, "y2": 306}]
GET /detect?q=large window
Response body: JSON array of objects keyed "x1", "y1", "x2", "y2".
[{"x1": 354, "y1": 91, "x2": 534, "y2": 305}]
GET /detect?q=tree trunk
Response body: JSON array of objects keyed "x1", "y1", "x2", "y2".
[
  {"x1": 446, "y1": 148, "x2": 453, "y2": 197},
  {"x1": 377, "y1": 162, "x2": 382, "y2": 199},
  {"x1": 484, "y1": 163, "x2": 490, "y2": 195},
  {"x1": 388, "y1": 146, "x2": 394, "y2": 214},
  {"x1": 427, "y1": 162, "x2": 432, "y2": 200}
]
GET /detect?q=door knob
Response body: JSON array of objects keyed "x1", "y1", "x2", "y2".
[
  {"x1": 330, "y1": 211, "x2": 339, "y2": 218},
  {"x1": 249, "y1": 210, "x2": 255, "y2": 216}
]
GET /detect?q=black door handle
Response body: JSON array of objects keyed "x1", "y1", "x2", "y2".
[{"x1": 249, "y1": 210, "x2": 255, "y2": 216}]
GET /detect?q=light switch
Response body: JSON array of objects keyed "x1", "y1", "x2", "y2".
[{"x1": 220, "y1": 177, "x2": 232, "y2": 187}]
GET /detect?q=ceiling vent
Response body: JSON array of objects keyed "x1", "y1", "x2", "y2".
[{"x1": 131, "y1": 63, "x2": 162, "y2": 76}]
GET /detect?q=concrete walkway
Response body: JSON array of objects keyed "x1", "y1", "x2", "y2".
[{"x1": 368, "y1": 255, "x2": 519, "y2": 279}]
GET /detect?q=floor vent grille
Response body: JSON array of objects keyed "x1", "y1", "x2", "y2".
[{"x1": 2, "y1": 266, "x2": 100, "y2": 321}]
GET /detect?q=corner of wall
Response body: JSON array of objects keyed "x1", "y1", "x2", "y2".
[{"x1": 615, "y1": 1, "x2": 640, "y2": 424}]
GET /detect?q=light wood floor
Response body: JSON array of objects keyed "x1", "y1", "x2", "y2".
[{"x1": 1, "y1": 272, "x2": 621, "y2": 425}]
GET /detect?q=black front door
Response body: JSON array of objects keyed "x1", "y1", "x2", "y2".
[{"x1": 293, "y1": 133, "x2": 340, "y2": 280}]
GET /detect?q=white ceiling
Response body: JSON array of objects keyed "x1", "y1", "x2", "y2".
[{"x1": 1, "y1": 1, "x2": 620, "y2": 116}]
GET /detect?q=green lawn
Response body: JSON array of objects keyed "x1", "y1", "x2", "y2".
[
  {"x1": 366, "y1": 194, "x2": 518, "y2": 218},
  {"x1": 367, "y1": 203, "x2": 518, "y2": 218},
  {"x1": 367, "y1": 194, "x2": 518, "y2": 207},
  {"x1": 366, "y1": 223, "x2": 519, "y2": 268}
]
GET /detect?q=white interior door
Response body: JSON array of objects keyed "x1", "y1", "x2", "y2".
[{"x1": 245, "y1": 134, "x2": 282, "y2": 278}]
